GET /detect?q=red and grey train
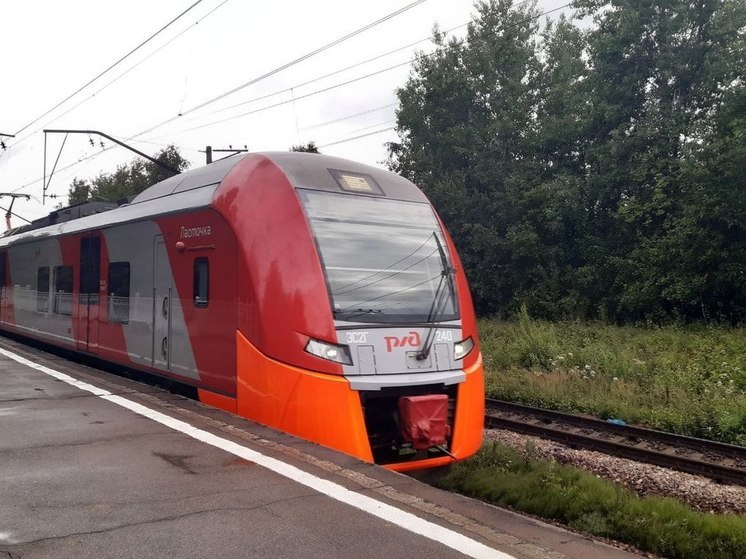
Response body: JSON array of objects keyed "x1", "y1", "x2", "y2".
[{"x1": 0, "y1": 152, "x2": 484, "y2": 471}]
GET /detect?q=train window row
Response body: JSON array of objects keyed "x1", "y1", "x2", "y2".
[
  {"x1": 30, "y1": 263, "x2": 128, "y2": 322},
  {"x1": 1, "y1": 245, "x2": 209, "y2": 319}
]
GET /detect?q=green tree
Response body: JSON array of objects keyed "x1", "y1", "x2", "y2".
[
  {"x1": 388, "y1": 0, "x2": 746, "y2": 322},
  {"x1": 390, "y1": 0, "x2": 586, "y2": 317},
  {"x1": 66, "y1": 178, "x2": 92, "y2": 206},
  {"x1": 64, "y1": 145, "x2": 189, "y2": 206},
  {"x1": 290, "y1": 141, "x2": 320, "y2": 153},
  {"x1": 575, "y1": 0, "x2": 746, "y2": 320}
]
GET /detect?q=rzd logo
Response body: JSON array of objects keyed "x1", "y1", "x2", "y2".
[{"x1": 384, "y1": 331, "x2": 421, "y2": 352}]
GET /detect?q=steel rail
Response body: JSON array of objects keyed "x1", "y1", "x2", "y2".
[{"x1": 485, "y1": 398, "x2": 746, "y2": 487}]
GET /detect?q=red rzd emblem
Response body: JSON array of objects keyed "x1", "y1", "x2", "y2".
[{"x1": 384, "y1": 331, "x2": 421, "y2": 352}]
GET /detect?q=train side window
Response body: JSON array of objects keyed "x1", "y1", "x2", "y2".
[
  {"x1": 80, "y1": 236, "x2": 100, "y2": 305},
  {"x1": 193, "y1": 257, "x2": 209, "y2": 308},
  {"x1": 36, "y1": 267, "x2": 50, "y2": 312},
  {"x1": 108, "y1": 262, "x2": 130, "y2": 324},
  {"x1": 53, "y1": 266, "x2": 73, "y2": 315}
]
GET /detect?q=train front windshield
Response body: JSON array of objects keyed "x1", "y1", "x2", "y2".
[{"x1": 299, "y1": 189, "x2": 459, "y2": 324}]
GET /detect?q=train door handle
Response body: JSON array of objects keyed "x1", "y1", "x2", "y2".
[
  {"x1": 161, "y1": 336, "x2": 168, "y2": 358},
  {"x1": 162, "y1": 296, "x2": 169, "y2": 317}
]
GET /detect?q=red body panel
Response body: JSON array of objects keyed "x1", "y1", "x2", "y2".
[
  {"x1": 438, "y1": 213, "x2": 481, "y2": 369},
  {"x1": 154, "y1": 211, "x2": 238, "y2": 396},
  {"x1": 212, "y1": 155, "x2": 342, "y2": 375}
]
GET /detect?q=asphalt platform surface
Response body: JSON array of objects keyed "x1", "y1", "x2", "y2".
[{"x1": 0, "y1": 334, "x2": 646, "y2": 559}]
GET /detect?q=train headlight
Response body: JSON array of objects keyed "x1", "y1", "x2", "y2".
[
  {"x1": 453, "y1": 337, "x2": 474, "y2": 360},
  {"x1": 305, "y1": 338, "x2": 353, "y2": 365}
]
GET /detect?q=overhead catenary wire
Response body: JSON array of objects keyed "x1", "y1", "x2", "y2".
[
  {"x1": 132, "y1": 0, "x2": 548, "y2": 139},
  {"x1": 10, "y1": 144, "x2": 115, "y2": 193},
  {"x1": 200, "y1": 23, "x2": 468, "y2": 120},
  {"x1": 318, "y1": 127, "x2": 396, "y2": 149},
  {"x1": 132, "y1": 0, "x2": 429, "y2": 139},
  {"x1": 301, "y1": 104, "x2": 396, "y2": 131},
  {"x1": 145, "y1": 61, "x2": 413, "y2": 139},
  {"x1": 4, "y1": 4, "x2": 457, "y2": 185},
  {"x1": 8, "y1": 0, "x2": 233, "y2": 151},
  {"x1": 12, "y1": 0, "x2": 207, "y2": 138},
  {"x1": 7, "y1": 2, "x2": 570, "y2": 195},
  {"x1": 344, "y1": 118, "x2": 397, "y2": 136},
  {"x1": 137, "y1": 2, "x2": 570, "y2": 143}
]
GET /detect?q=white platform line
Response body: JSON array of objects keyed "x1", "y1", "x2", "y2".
[{"x1": 0, "y1": 347, "x2": 515, "y2": 559}]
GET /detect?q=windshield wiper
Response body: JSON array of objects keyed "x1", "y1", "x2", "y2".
[{"x1": 416, "y1": 233, "x2": 455, "y2": 361}]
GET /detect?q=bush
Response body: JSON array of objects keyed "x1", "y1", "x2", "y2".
[{"x1": 480, "y1": 313, "x2": 746, "y2": 444}]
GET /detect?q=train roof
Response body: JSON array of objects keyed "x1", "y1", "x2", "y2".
[{"x1": 0, "y1": 152, "x2": 426, "y2": 247}]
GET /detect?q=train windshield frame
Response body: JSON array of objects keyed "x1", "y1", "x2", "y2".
[{"x1": 299, "y1": 189, "x2": 460, "y2": 324}]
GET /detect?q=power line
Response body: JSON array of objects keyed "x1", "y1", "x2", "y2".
[
  {"x1": 148, "y1": 61, "x2": 412, "y2": 138},
  {"x1": 6, "y1": 1, "x2": 570, "y2": 194},
  {"x1": 202, "y1": 24, "x2": 468, "y2": 119},
  {"x1": 345, "y1": 119, "x2": 397, "y2": 136},
  {"x1": 318, "y1": 127, "x2": 396, "y2": 148},
  {"x1": 132, "y1": 0, "x2": 428, "y2": 138},
  {"x1": 4, "y1": 23, "x2": 422, "y2": 188},
  {"x1": 8, "y1": 0, "x2": 232, "y2": 151},
  {"x1": 301, "y1": 104, "x2": 396, "y2": 131},
  {"x1": 140, "y1": 3, "x2": 570, "y2": 143},
  {"x1": 143, "y1": 0, "x2": 548, "y2": 131},
  {"x1": 10, "y1": 144, "x2": 114, "y2": 193},
  {"x1": 13, "y1": 0, "x2": 206, "y2": 137},
  {"x1": 4, "y1": 4, "x2": 413, "y2": 190}
]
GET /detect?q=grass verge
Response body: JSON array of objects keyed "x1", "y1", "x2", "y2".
[
  {"x1": 480, "y1": 309, "x2": 746, "y2": 444},
  {"x1": 439, "y1": 443, "x2": 746, "y2": 559}
]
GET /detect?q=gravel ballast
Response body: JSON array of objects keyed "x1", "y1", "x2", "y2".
[{"x1": 485, "y1": 428, "x2": 746, "y2": 515}]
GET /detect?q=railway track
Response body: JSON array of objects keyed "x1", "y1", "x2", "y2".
[{"x1": 484, "y1": 399, "x2": 746, "y2": 487}]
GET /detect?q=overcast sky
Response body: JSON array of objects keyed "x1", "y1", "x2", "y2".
[{"x1": 0, "y1": 0, "x2": 571, "y2": 225}]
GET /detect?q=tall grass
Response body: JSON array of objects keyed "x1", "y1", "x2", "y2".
[
  {"x1": 440, "y1": 443, "x2": 746, "y2": 559},
  {"x1": 480, "y1": 311, "x2": 746, "y2": 444}
]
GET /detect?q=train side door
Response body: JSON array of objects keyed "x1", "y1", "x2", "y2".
[
  {"x1": 153, "y1": 236, "x2": 171, "y2": 371},
  {"x1": 0, "y1": 251, "x2": 6, "y2": 324},
  {"x1": 77, "y1": 236, "x2": 100, "y2": 353}
]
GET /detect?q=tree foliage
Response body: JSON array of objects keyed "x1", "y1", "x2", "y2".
[
  {"x1": 389, "y1": 0, "x2": 746, "y2": 323},
  {"x1": 290, "y1": 141, "x2": 320, "y2": 153},
  {"x1": 65, "y1": 145, "x2": 190, "y2": 206}
]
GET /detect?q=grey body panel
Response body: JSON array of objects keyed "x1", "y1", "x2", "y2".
[
  {"x1": 0, "y1": 186, "x2": 220, "y2": 248},
  {"x1": 153, "y1": 237, "x2": 170, "y2": 370},
  {"x1": 101, "y1": 223, "x2": 159, "y2": 365},
  {"x1": 263, "y1": 152, "x2": 429, "y2": 203},
  {"x1": 131, "y1": 155, "x2": 244, "y2": 203},
  {"x1": 336, "y1": 323, "x2": 464, "y2": 391},
  {"x1": 102, "y1": 226, "x2": 198, "y2": 379},
  {"x1": 7, "y1": 238, "x2": 73, "y2": 344},
  {"x1": 150, "y1": 236, "x2": 197, "y2": 379}
]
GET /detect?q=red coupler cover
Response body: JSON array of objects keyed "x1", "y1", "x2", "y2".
[{"x1": 399, "y1": 394, "x2": 451, "y2": 450}]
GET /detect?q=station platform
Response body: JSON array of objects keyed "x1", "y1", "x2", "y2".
[{"x1": 0, "y1": 335, "x2": 645, "y2": 559}]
